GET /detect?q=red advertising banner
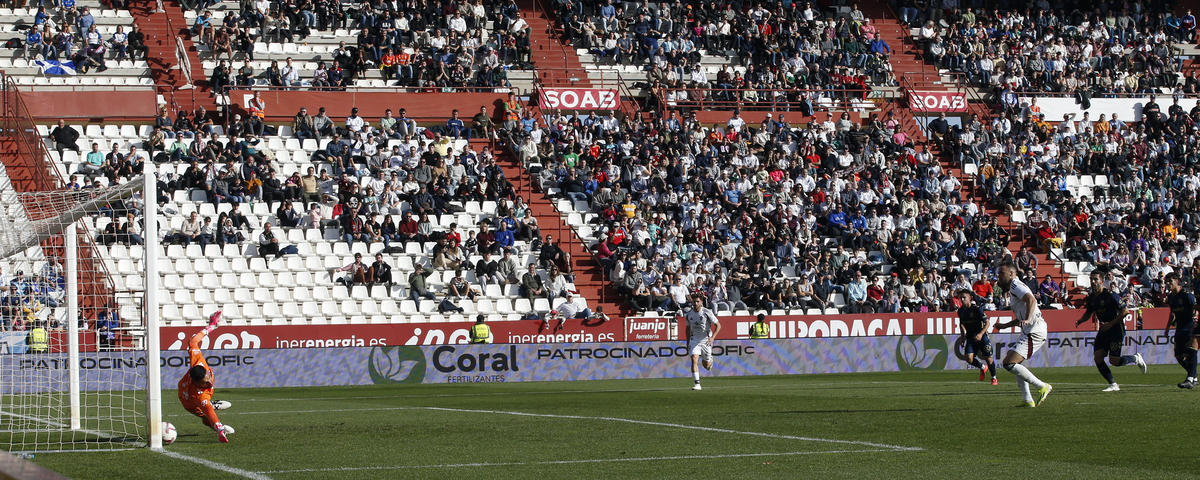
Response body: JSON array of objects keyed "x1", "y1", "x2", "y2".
[
  {"x1": 157, "y1": 308, "x2": 1172, "y2": 349},
  {"x1": 161, "y1": 319, "x2": 624, "y2": 351},
  {"x1": 908, "y1": 90, "x2": 968, "y2": 112},
  {"x1": 49, "y1": 331, "x2": 99, "y2": 353},
  {"x1": 706, "y1": 308, "x2": 1167, "y2": 341},
  {"x1": 538, "y1": 88, "x2": 620, "y2": 110}
]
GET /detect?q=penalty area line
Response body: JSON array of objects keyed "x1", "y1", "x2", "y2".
[
  {"x1": 155, "y1": 449, "x2": 273, "y2": 480},
  {"x1": 419, "y1": 406, "x2": 923, "y2": 451},
  {"x1": 207, "y1": 405, "x2": 922, "y2": 452},
  {"x1": 258, "y1": 449, "x2": 901, "y2": 473},
  {"x1": 234, "y1": 379, "x2": 1176, "y2": 405}
]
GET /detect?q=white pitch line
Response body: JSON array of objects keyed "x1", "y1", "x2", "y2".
[
  {"x1": 167, "y1": 406, "x2": 415, "y2": 417},
  {"x1": 193, "y1": 405, "x2": 921, "y2": 452},
  {"x1": 258, "y1": 449, "x2": 899, "y2": 474},
  {"x1": 155, "y1": 449, "x2": 273, "y2": 480},
  {"x1": 231, "y1": 380, "x2": 1175, "y2": 404},
  {"x1": 0, "y1": 408, "x2": 270, "y2": 479},
  {"x1": 12, "y1": 448, "x2": 136, "y2": 454},
  {"x1": 419, "y1": 406, "x2": 923, "y2": 451},
  {"x1": 0, "y1": 410, "x2": 136, "y2": 446}
]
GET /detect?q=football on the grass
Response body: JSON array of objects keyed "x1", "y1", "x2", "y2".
[{"x1": 161, "y1": 422, "x2": 177, "y2": 445}]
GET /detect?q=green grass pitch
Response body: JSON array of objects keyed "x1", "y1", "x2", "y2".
[{"x1": 27, "y1": 365, "x2": 1200, "y2": 479}]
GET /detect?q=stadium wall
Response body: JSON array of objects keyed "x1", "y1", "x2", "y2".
[
  {"x1": 0, "y1": 330, "x2": 1181, "y2": 392},
  {"x1": 1017, "y1": 97, "x2": 1160, "y2": 123},
  {"x1": 22, "y1": 91, "x2": 158, "y2": 121}
]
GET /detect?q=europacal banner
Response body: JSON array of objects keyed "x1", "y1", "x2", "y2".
[
  {"x1": 711, "y1": 308, "x2": 1166, "y2": 342},
  {"x1": 0, "y1": 332, "x2": 1180, "y2": 391}
]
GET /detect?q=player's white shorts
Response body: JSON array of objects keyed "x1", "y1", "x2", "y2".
[
  {"x1": 1012, "y1": 317, "x2": 1047, "y2": 360},
  {"x1": 688, "y1": 340, "x2": 713, "y2": 362}
]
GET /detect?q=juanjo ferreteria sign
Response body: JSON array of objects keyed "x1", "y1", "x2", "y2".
[{"x1": 538, "y1": 88, "x2": 620, "y2": 110}]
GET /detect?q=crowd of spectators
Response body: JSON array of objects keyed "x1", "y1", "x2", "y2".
[
  {"x1": 906, "y1": 2, "x2": 1191, "y2": 96},
  {"x1": 21, "y1": 4, "x2": 149, "y2": 73},
  {"x1": 554, "y1": 0, "x2": 894, "y2": 110},
  {"x1": 83, "y1": 97, "x2": 610, "y2": 317},
  {"x1": 0, "y1": 263, "x2": 66, "y2": 332},
  {"x1": 201, "y1": 0, "x2": 528, "y2": 91},
  {"x1": 498, "y1": 96, "x2": 1053, "y2": 315},
  {"x1": 948, "y1": 92, "x2": 1200, "y2": 310}
]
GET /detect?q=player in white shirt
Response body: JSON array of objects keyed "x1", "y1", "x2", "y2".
[
  {"x1": 682, "y1": 295, "x2": 720, "y2": 391},
  {"x1": 994, "y1": 262, "x2": 1053, "y2": 407}
]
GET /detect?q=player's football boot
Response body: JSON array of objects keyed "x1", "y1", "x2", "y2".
[
  {"x1": 979, "y1": 364, "x2": 988, "y2": 381},
  {"x1": 692, "y1": 384, "x2": 702, "y2": 391},
  {"x1": 1102, "y1": 383, "x2": 1120, "y2": 392},
  {"x1": 1134, "y1": 353, "x2": 1147, "y2": 374},
  {"x1": 1178, "y1": 379, "x2": 1195, "y2": 389},
  {"x1": 213, "y1": 400, "x2": 232, "y2": 410},
  {"x1": 1014, "y1": 401, "x2": 1035, "y2": 408},
  {"x1": 1036, "y1": 384, "x2": 1053, "y2": 406},
  {"x1": 990, "y1": 377, "x2": 998, "y2": 386}
]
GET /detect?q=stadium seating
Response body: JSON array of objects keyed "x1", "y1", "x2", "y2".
[
  {"x1": 0, "y1": 2, "x2": 153, "y2": 89},
  {"x1": 41, "y1": 123, "x2": 598, "y2": 325},
  {"x1": 191, "y1": 0, "x2": 538, "y2": 93}
]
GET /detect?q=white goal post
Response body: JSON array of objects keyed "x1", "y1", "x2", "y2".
[{"x1": 0, "y1": 171, "x2": 163, "y2": 452}]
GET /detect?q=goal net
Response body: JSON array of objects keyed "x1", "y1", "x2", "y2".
[{"x1": 0, "y1": 174, "x2": 155, "y2": 452}]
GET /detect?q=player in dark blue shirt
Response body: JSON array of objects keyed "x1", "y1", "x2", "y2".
[
  {"x1": 1165, "y1": 272, "x2": 1198, "y2": 389},
  {"x1": 1076, "y1": 270, "x2": 1145, "y2": 392},
  {"x1": 956, "y1": 290, "x2": 997, "y2": 385}
]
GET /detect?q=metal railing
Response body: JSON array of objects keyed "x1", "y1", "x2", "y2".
[
  {"x1": 897, "y1": 74, "x2": 928, "y2": 130},
  {"x1": 884, "y1": 3, "x2": 935, "y2": 87},
  {"x1": 530, "y1": 0, "x2": 575, "y2": 74},
  {"x1": 162, "y1": 0, "x2": 196, "y2": 112},
  {"x1": 175, "y1": 37, "x2": 194, "y2": 89},
  {"x1": 218, "y1": 84, "x2": 516, "y2": 98},
  {"x1": 530, "y1": 67, "x2": 638, "y2": 120},
  {"x1": 647, "y1": 86, "x2": 874, "y2": 116}
]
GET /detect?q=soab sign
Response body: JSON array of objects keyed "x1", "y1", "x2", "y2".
[
  {"x1": 538, "y1": 88, "x2": 620, "y2": 110},
  {"x1": 907, "y1": 91, "x2": 968, "y2": 112}
]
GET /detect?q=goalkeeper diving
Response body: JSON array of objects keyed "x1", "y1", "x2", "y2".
[{"x1": 177, "y1": 311, "x2": 234, "y2": 443}]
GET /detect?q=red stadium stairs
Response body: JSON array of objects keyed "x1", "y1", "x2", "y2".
[
  {"x1": 482, "y1": 137, "x2": 633, "y2": 321},
  {"x1": 129, "y1": 0, "x2": 218, "y2": 114},
  {"x1": 515, "y1": 0, "x2": 592, "y2": 88}
]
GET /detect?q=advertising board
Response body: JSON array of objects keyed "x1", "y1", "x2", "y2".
[{"x1": 1, "y1": 332, "x2": 1176, "y2": 392}]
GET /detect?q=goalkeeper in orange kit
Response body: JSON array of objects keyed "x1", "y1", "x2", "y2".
[{"x1": 178, "y1": 311, "x2": 234, "y2": 443}]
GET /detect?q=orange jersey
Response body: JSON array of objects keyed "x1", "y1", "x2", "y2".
[{"x1": 177, "y1": 333, "x2": 214, "y2": 415}]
